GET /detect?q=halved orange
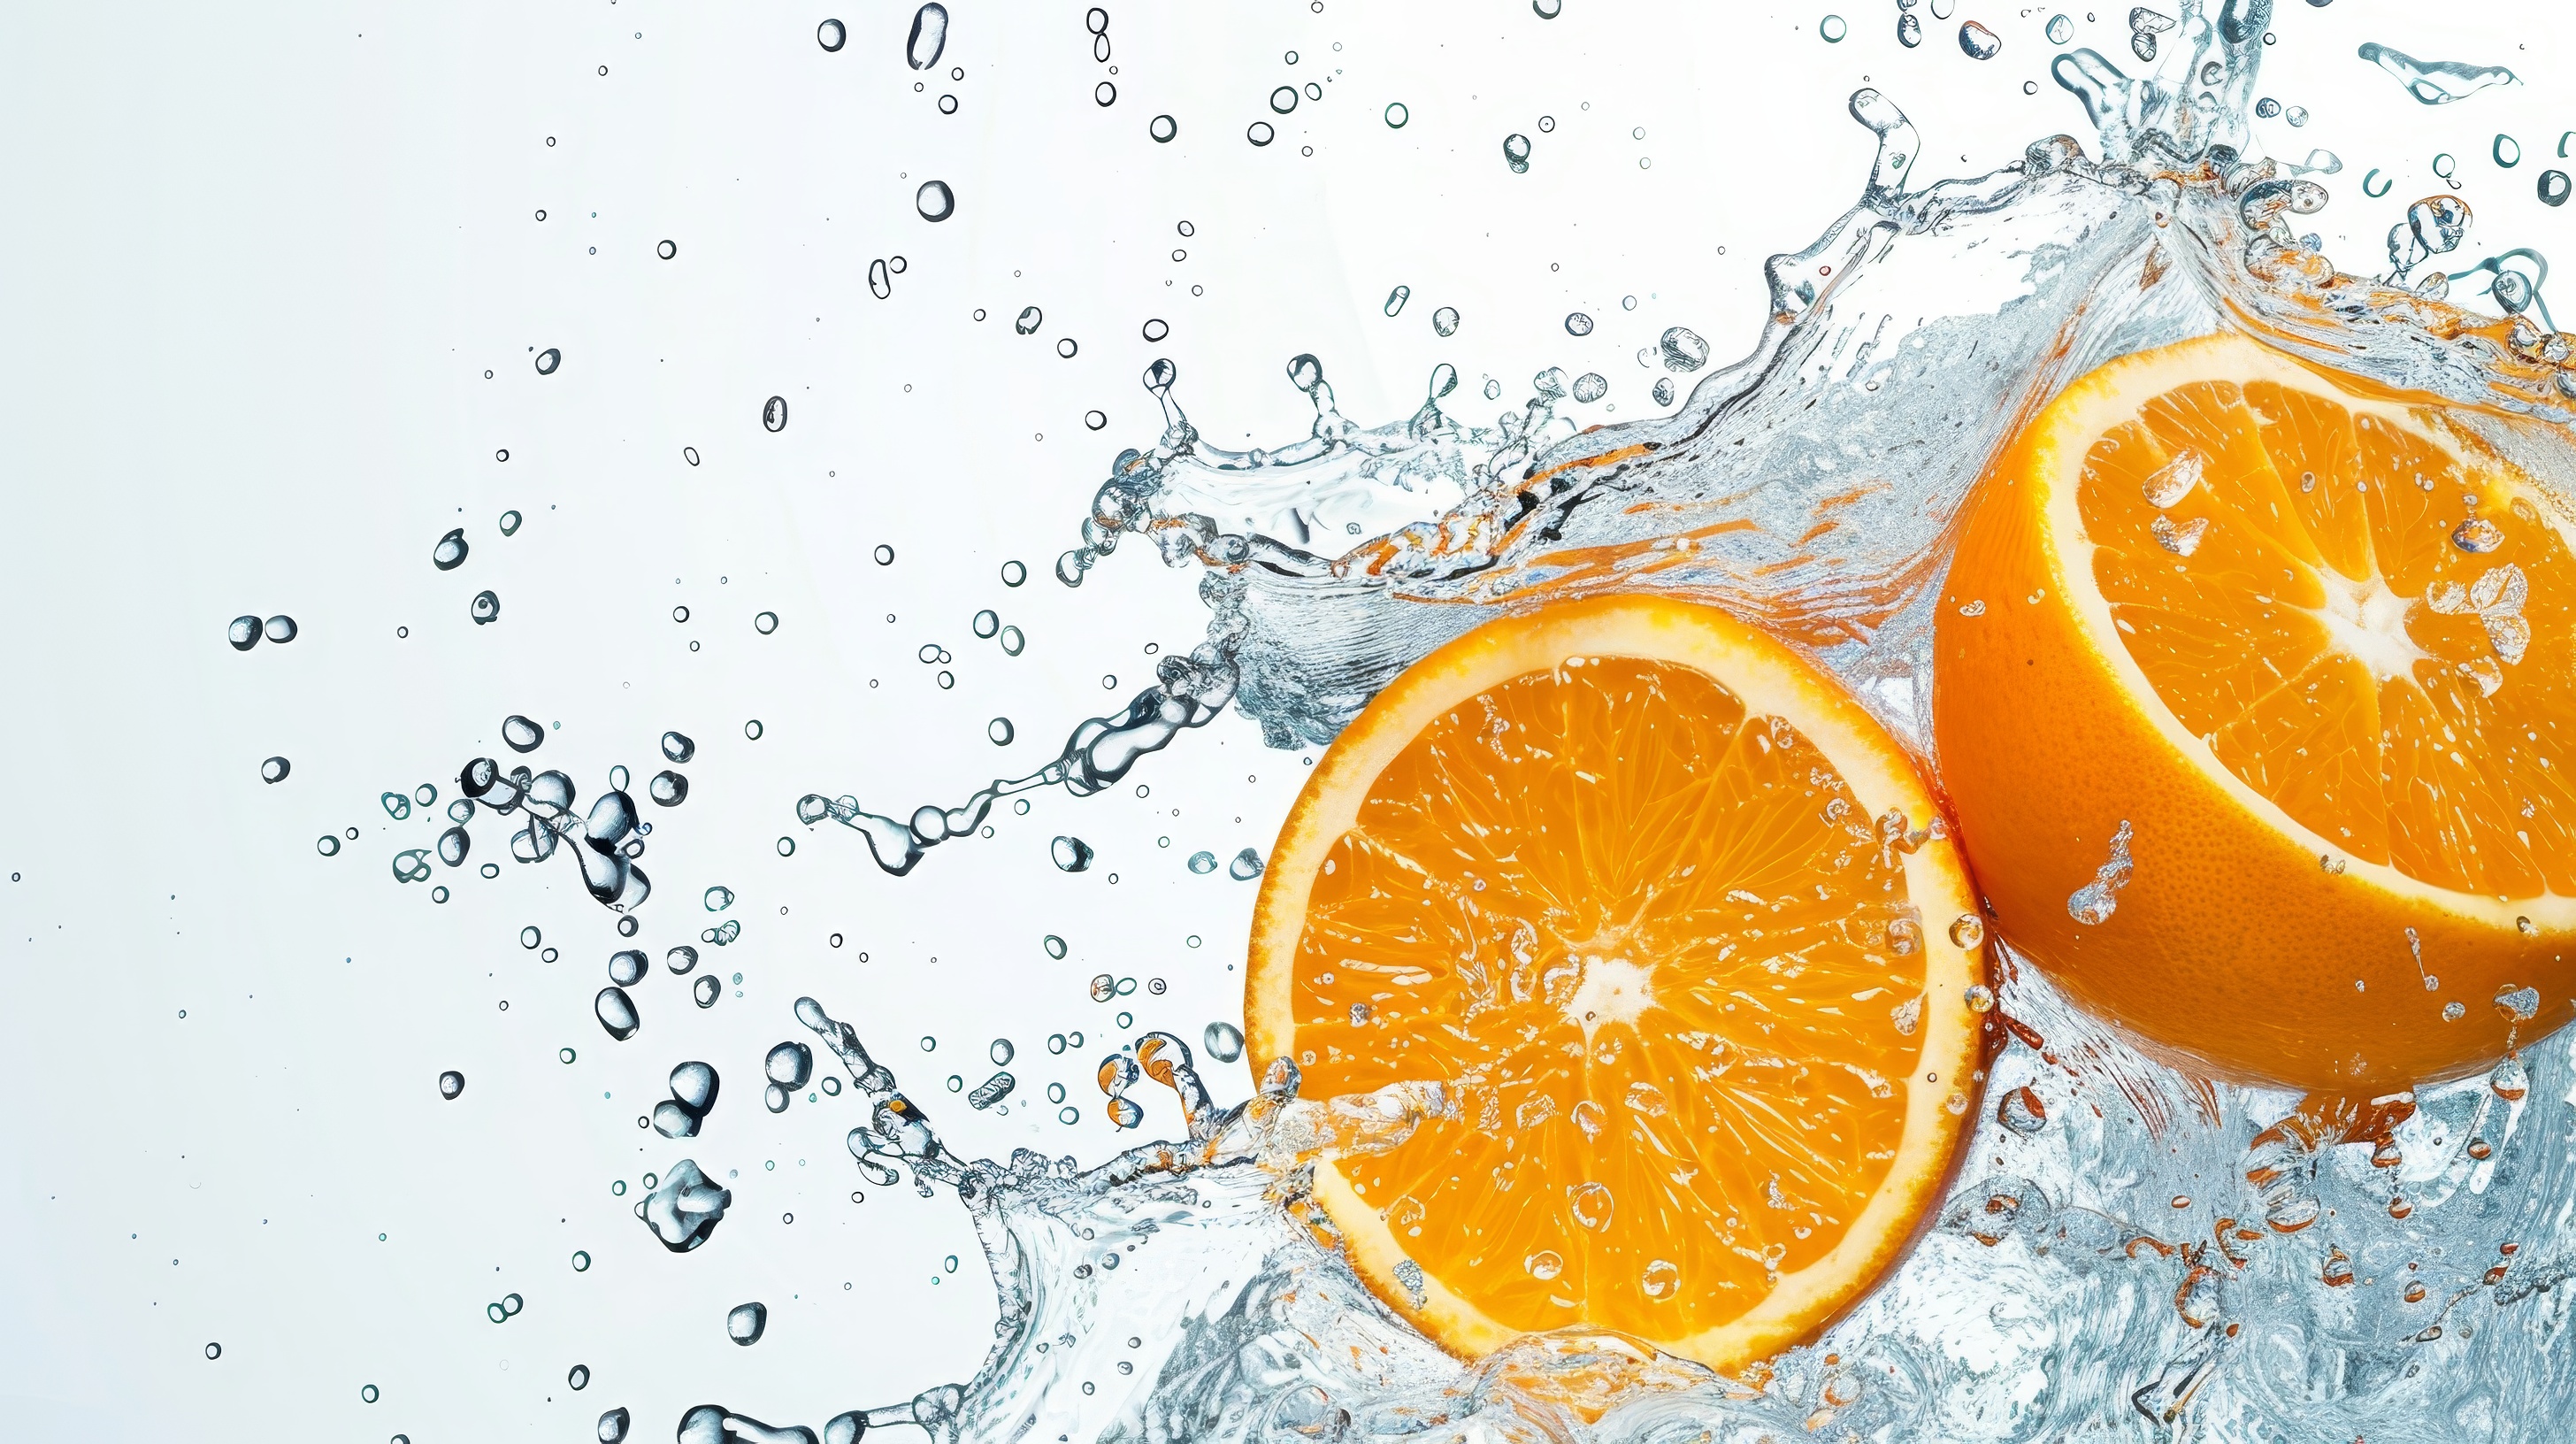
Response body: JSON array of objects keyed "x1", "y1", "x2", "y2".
[
  {"x1": 1936, "y1": 331, "x2": 2576, "y2": 1090},
  {"x1": 1246, "y1": 595, "x2": 1986, "y2": 1371}
]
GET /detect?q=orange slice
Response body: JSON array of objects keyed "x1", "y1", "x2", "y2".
[
  {"x1": 1246, "y1": 595, "x2": 1986, "y2": 1371},
  {"x1": 1936, "y1": 331, "x2": 2576, "y2": 1090}
]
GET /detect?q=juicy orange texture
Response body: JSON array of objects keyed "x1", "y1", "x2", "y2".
[
  {"x1": 1248, "y1": 595, "x2": 1984, "y2": 1371},
  {"x1": 1937, "y1": 332, "x2": 2576, "y2": 1089}
]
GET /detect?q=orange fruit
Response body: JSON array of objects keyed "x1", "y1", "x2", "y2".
[
  {"x1": 1935, "y1": 331, "x2": 2575, "y2": 1091},
  {"x1": 1246, "y1": 595, "x2": 1986, "y2": 1371}
]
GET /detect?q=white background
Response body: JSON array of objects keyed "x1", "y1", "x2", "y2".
[{"x1": 0, "y1": 1, "x2": 2562, "y2": 1438}]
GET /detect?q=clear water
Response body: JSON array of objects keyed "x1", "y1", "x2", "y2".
[{"x1": 632, "y1": 4, "x2": 2576, "y2": 1441}]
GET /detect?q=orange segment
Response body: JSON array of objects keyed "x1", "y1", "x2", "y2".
[
  {"x1": 1248, "y1": 595, "x2": 1986, "y2": 1371},
  {"x1": 1936, "y1": 331, "x2": 2576, "y2": 1089}
]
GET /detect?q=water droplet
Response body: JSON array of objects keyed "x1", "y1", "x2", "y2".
[
  {"x1": 2491, "y1": 1054, "x2": 2531, "y2": 1101},
  {"x1": 1043, "y1": 935, "x2": 1069, "y2": 959},
  {"x1": 635, "y1": 1159, "x2": 729, "y2": 1253},
  {"x1": 916, "y1": 180, "x2": 955, "y2": 222},
  {"x1": 1228, "y1": 847, "x2": 1265, "y2": 880},
  {"x1": 1949, "y1": 914, "x2": 1987, "y2": 949},
  {"x1": 1898, "y1": 12, "x2": 1921, "y2": 45},
  {"x1": 754, "y1": 611, "x2": 779, "y2": 635},
  {"x1": 1383, "y1": 284, "x2": 1410, "y2": 317},
  {"x1": 439, "y1": 1070, "x2": 465, "y2": 1100},
  {"x1": 816, "y1": 18, "x2": 845, "y2": 50},
  {"x1": 1502, "y1": 133, "x2": 1531, "y2": 173},
  {"x1": 1186, "y1": 849, "x2": 1217, "y2": 874},
  {"x1": 2540, "y1": 170, "x2": 2571, "y2": 207},
  {"x1": 1571, "y1": 373, "x2": 1606, "y2": 403},
  {"x1": 987, "y1": 718, "x2": 1015, "y2": 745},
  {"x1": 1269, "y1": 86, "x2": 1298, "y2": 116},
  {"x1": 360, "y1": 1386, "x2": 380, "y2": 1404},
  {"x1": 534, "y1": 348, "x2": 561, "y2": 375},
  {"x1": 724, "y1": 1301, "x2": 768, "y2": 1346},
  {"x1": 1641, "y1": 1258, "x2": 1681, "y2": 1298},
  {"x1": 1651, "y1": 376, "x2": 1675, "y2": 405},
  {"x1": 1148, "y1": 113, "x2": 1177, "y2": 142},
  {"x1": 571, "y1": 1249, "x2": 591, "y2": 1271},
  {"x1": 1247, "y1": 121, "x2": 1276, "y2": 147},
  {"x1": 762, "y1": 396, "x2": 788, "y2": 433},
  {"x1": 1658, "y1": 326, "x2": 1710, "y2": 372},
  {"x1": 646, "y1": 771, "x2": 687, "y2": 807},
  {"x1": 226, "y1": 615, "x2": 262, "y2": 650},
  {"x1": 703, "y1": 886, "x2": 735, "y2": 912},
  {"x1": 436, "y1": 825, "x2": 471, "y2": 868},
  {"x1": 433, "y1": 528, "x2": 470, "y2": 571},
  {"x1": 263, "y1": 615, "x2": 297, "y2": 644},
  {"x1": 1567, "y1": 1181, "x2": 1614, "y2": 1231},
  {"x1": 2453, "y1": 518, "x2": 2506, "y2": 553},
  {"x1": 2358, "y1": 41, "x2": 2517, "y2": 105},
  {"x1": 499, "y1": 508, "x2": 525, "y2": 534},
  {"x1": 316, "y1": 835, "x2": 341, "y2": 856},
  {"x1": 568, "y1": 1364, "x2": 589, "y2": 1390},
  {"x1": 470, "y1": 590, "x2": 501, "y2": 625},
  {"x1": 594, "y1": 987, "x2": 640, "y2": 1041},
  {"x1": 1998, "y1": 1085, "x2": 2047, "y2": 1134},
  {"x1": 258, "y1": 756, "x2": 291, "y2": 785},
  {"x1": 905, "y1": 4, "x2": 948, "y2": 70},
  {"x1": 1524, "y1": 1249, "x2": 1565, "y2": 1281},
  {"x1": 1051, "y1": 836, "x2": 1095, "y2": 872},
  {"x1": 498, "y1": 715, "x2": 542, "y2": 754},
  {"x1": 1964, "y1": 984, "x2": 1996, "y2": 1013},
  {"x1": 2046, "y1": 12, "x2": 2073, "y2": 42},
  {"x1": 1012, "y1": 306, "x2": 1045, "y2": 336},
  {"x1": 657, "y1": 240, "x2": 678, "y2": 261},
  {"x1": 743, "y1": 719, "x2": 764, "y2": 740}
]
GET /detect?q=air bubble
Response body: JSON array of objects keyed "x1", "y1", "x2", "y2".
[
  {"x1": 816, "y1": 18, "x2": 845, "y2": 51},
  {"x1": 1149, "y1": 114, "x2": 1177, "y2": 142},
  {"x1": 1248, "y1": 122, "x2": 1276, "y2": 147},
  {"x1": 470, "y1": 590, "x2": 502, "y2": 625},
  {"x1": 534, "y1": 348, "x2": 561, "y2": 375},
  {"x1": 916, "y1": 180, "x2": 955, "y2": 222},
  {"x1": 439, "y1": 1070, "x2": 465, "y2": 1100},
  {"x1": 2046, "y1": 12, "x2": 2073, "y2": 42},
  {"x1": 725, "y1": 1302, "x2": 768, "y2": 1346},
  {"x1": 1502, "y1": 134, "x2": 1531, "y2": 173},
  {"x1": 1821, "y1": 13, "x2": 1847, "y2": 42},
  {"x1": 260, "y1": 756, "x2": 290, "y2": 784},
  {"x1": 1052, "y1": 836, "x2": 1095, "y2": 872},
  {"x1": 1384, "y1": 102, "x2": 1408, "y2": 128},
  {"x1": 1564, "y1": 311, "x2": 1593, "y2": 336},
  {"x1": 433, "y1": 528, "x2": 470, "y2": 571},
  {"x1": 264, "y1": 615, "x2": 297, "y2": 644},
  {"x1": 1228, "y1": 848, "x2": 1265, "y2": 880}
]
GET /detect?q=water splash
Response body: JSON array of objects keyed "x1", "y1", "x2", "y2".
[
  {"x1": 749, "y1": 4, "x2": 2576, "y2": 1436},
  {"x1": 695, "y1": 962, "x2": 2576, "y2": 1442}
]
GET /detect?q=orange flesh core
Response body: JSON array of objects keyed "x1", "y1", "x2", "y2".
[
  {"x1": 1253, "y1": 596, "x2": 1983, "y2": 1369},
  {"x1": 2083, "y1": 378, "x2": 2576, "y2": 893}
]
